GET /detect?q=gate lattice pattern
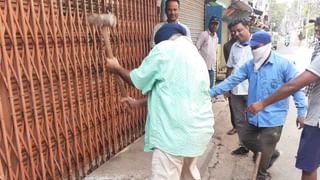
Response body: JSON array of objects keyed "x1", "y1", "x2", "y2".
[{"x1": 0, "y1": 0, "x2": 157, "y2": 179}]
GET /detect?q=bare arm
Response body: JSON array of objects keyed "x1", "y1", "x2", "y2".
[
  {"x1": 121, "y1": 97, "x2": 147, "y2": 108},
  {"x1": 261, "y1": 71, "x2": 317, "y2": 107},
  {"x1": 106, "y1": 57, "x2": 134, "y2": 86},
  {"x1": 114, "y1": 65, "x2": 133, "y2": 86},
  {"x1": 247, "y1": 70, "x2": 319, "y2": 114}
]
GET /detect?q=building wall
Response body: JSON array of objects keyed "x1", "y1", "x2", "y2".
[
  {"x1": 0, "y1": 1, "x2": 156, "y2": 179},
  {"x1": 179, "y1": 0, "x2": 205, "y2": 43}
]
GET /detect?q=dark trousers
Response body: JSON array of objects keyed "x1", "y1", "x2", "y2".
[
  {"x1": 241, "y1": 123, "x2": 283, "y2": 177},
  {"x1": 228, "y1": 97, "x2": 236, "y2": 128},
  {"x1": 230, "y1": 94, "x2": 247, "y2": 146},
  {"x1": 208, "y1": 70, "x2": 216, "y2": 88}
]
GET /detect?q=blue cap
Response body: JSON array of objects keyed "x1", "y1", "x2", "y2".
[
  {"x1": 249, "y1": 31, "x2": 271, "y2": 47},
  {"x1": 209, "y1": 16, "x2": 219, "y2": 23},
  {"x1": 154, "y1": 23, "x2": 187, "y2": 45}
]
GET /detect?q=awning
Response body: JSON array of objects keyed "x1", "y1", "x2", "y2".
[
  {"x1": 221, "y1": 0, "x2": 252, "y2": 22},
  {"x1": 205, "y1": 0, "x2": 231, "y2": 9},
  {"x1": 230, "y1": 0, "x2": 252, "y2": 13}
]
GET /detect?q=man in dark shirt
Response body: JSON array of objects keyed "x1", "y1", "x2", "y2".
[
  {"x1": 223, "y1": 23, "x2": 237, "y2": 135},
  {"x1": 223, "y1": 23, "x2": 237, "y2": 63}
]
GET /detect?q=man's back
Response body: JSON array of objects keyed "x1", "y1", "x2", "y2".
[{"x1": 131, "y1": 36, "x2": 214, "y2": 156}]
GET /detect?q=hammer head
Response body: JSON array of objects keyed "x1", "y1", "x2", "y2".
[{"x1": 88, "y1": 13, "x2": 117, "y2": 27}]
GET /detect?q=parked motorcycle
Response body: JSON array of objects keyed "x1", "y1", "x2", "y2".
[
  {"x1": 284, "y1": 33, "x2": 290, "y2": 47},
  {"x1": 284, "y1": 40, "x2": 290, "y2": 47}
]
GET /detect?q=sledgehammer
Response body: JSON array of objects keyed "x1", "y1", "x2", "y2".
[{"x1": 88, "y1": 12, "x2": 127, "y2": 97}]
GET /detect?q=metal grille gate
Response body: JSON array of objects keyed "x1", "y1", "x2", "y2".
[{"x1": 0, "y1": 0, "x2": 157, "y2": 179}]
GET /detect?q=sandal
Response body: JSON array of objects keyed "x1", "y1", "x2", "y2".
[{"x1": 227, "y1": 128, "x2": 237, "y2": 135}]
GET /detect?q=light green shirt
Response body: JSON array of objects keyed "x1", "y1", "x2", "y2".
[{"x1": 130, "y1": 36, "x2": 214, "y2": 157}]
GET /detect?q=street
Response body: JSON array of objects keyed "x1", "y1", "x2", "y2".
[{"x1": 204, "y1": 42, "x2": 317, "y2": 180}]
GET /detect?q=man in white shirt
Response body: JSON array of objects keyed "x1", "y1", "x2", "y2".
[
  {"x1": 150, "y1": 0, "x2": 191, "y2": 48},
  {"x1": 226, "y1": 18, "x2": 252, "y2": 155},
  {"x1": 196, "y1": 16, "x2": 219, "y2": 88}
]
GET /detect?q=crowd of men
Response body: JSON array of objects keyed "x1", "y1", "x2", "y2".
[{"x1": 102, "y1": 0, "x2": 320, "y2": 180}]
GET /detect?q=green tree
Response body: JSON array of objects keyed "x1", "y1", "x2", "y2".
[
  {"x1": 268, "y1": 0, "x2": 287, "y2": 32},
  {"x1": 307, "y1": 1, "x2": 320, "y2": 20}
]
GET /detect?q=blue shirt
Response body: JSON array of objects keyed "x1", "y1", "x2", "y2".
[
  {"x1": 210, "y1": 52, "x2": 306, "y2": 127},
  {"x1": 130, "y1": 36, "x2": 214, "y2": 156}
]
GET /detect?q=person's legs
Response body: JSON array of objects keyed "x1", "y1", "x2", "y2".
[
  {"x1": 180, "y1": 157, "x2": 200, "y2": 180},
  {"x1": 212, "y1": 69, "x2": 216, "y2": 87},
  {"x1": 208, "y1": 70, "x2": 214, "y2": 88},
  {"x1": 150, "y1": 149, "x2": 183, "y2": 180},
  {"x1": 227, "y1": 96, "x2": 237, "y2": 135},
  {"x1": 230, "y1": 94, "x2": 249, "y2": 154},
  {"x1": 302, "y1": 170, "x2": 317, "y2": 180},
  {"x1": 241, "y1": 124, "x2": 282, "y2": 179},
  {"x1": 257, "y1": 126, "x2": 282, "y2": 178},
  {"x1": 240, "y1": 122, "x2": 260, "y2": 153},
  {"x1": 295, "y1": 125, "x2": 320, "y2": 180}
]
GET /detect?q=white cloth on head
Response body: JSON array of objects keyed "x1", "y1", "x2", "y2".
[{"x1": 252, "y1": 43, "x2": 272, "y2": 72}]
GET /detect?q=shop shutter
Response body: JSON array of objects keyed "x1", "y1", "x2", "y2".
[{"x1": 179, "y1": 0, "x2": 205, "y2": 43}]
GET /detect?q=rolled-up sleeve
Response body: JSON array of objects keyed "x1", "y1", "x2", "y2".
[{"x1": 307, "y1": 56, "x2": 320, "y2": 77}]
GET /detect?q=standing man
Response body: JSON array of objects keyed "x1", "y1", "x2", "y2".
[
  {"x1": 247, "y1": 17, "x2": 320, "y2": 180},
  {"x1": 304, "y1": 17, "x2": 320, "y2": 98},
  {"x1": 210, "y1": 31, "x2": 306, "y2": 180},
  {"x1": 223, "y1": 23, "x2": 237, "y2": 135},
  {"x1": 196, "y1": 16, "x2": 220, "y2": 88},
  {"x1": 225, "y1": 18, "x2": 252, "y2": 155},
  {"x1": 150, "y1": 0, "x2": 191, "y2": 48},
  {"x1": 107, "y1": 23, "x2": 214, "y2": 180},
  {"x1": 223, "y1": 23, "x2": 237, "y2": 64}
]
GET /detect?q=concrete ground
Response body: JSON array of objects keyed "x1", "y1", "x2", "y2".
[
  {"x1": 84, "y1": 96, "x2": 229, "y2": 180},
  {"x1": 84, "y1": 44, "x2": 320, "y2": 180}
]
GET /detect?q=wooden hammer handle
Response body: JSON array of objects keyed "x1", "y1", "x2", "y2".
[
  {"x1": 102, "y1": 28, "x2": 114, "y2": 58},
  {"x1": 251, "y1": 152, "x2": 262, "y2": 180},
  {"x1": 102, "y1": 28, "x2": 127, "y2": 97}
]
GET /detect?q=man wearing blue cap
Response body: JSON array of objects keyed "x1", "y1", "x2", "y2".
[
  {"x1": 196, "y1": 16, "x2": 220, "y2": 88},
  {"x1": 107, "y1": 23, "x2": 214, "y2": 180},
  {"x1": 209, "y1": 31, "x2": 306, "y2": 180},
  {"x1": 247, "y1": 16, "x2": 320, "y2": 180}
]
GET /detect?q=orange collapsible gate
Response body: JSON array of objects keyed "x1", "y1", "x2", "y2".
[{"x1": 0, "y1": 0, "x2": 157, "y2": 179}]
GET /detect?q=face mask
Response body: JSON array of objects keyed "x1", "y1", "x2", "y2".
[{"x1": 252, "y1": 43, "x2": 272, "y2": 71}]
